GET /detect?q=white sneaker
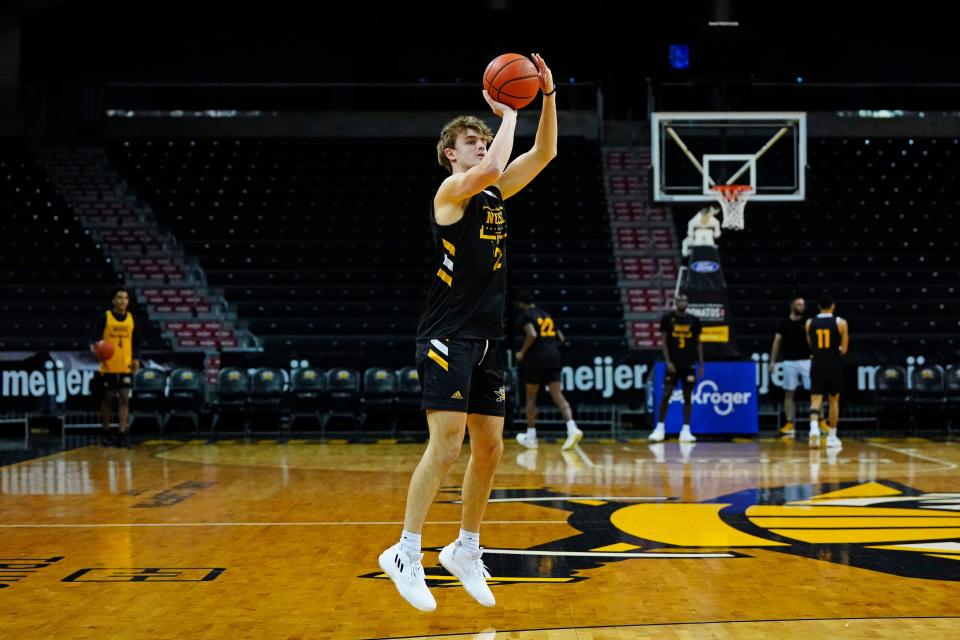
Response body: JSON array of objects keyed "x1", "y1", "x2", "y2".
[
  {"x1": 678, "y1": 427, "x2": 696, "y2": 443},
  {"x1": 808, "y1": 428, "x2": 821, "y2": 448},
  {"x1": 515, "y1": 432, "x2": 538, "y2": 449},
  {"x1": 439, "y1": 540, "x2": 495, "y2": 607},
  {"x1": 825, "y1": 434, "x2": 842, "y2": 449},
  {"x1": 648, "y1": 426, "x2": 665, "y2": 442},
  {"x1": 378, "y1": 542, "x2": 436, "y2": 612},
  {"x1": 561, "y1": 427, "x2": 583, "y2": 450}
]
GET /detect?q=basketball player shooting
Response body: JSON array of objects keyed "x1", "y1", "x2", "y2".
[{"x1": 378, "y1": 53, "x2": 557, "y2": 612}]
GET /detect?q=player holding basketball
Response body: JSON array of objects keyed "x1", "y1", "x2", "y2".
[
  {"x1": 379, "y1": 53, "x2": 557, "y2": 612},
  {"x1": 805, "y1": 294, "x2": 847, "y2": 449},
  {"x1": 769, "y1": 295, "x2": 811, "y2": 436},
  {"x1": 513, "y1": 290, "x2": 583, "y2": 451},
  {"x1": 649, "y1": 292, "x2": 703, "y2": 443},
  {"x1": 90, "y1": 286, "x2": 141, "y2": 447}
]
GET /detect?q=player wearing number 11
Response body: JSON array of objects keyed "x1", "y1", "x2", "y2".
[{"x1": 805, "y1": 294, "x2": 848, "y2": 449}]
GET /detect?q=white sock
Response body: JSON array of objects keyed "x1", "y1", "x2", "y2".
[
  {"x1": 810, "y1": 419, "x2": 819, "y2": 432},
  {"x1": 828, "y1": 427, "x2": 837, "y2": 437},
  {"x1": 458, "y1": 528, "x2": 480, "y2": 553},
  {"x1": 526, "y1": 427, "x2": 536, "y2": 438},
  {"x1": 655, "y1": 422, "x2": 665, "y2": 431},
  {"x1": 681, "y1": 423, "x2": 691, "y2": 432},
  {"x1": 566, "y1": 419, "x2": 578, "y2": 433},
  {"x1": 400, "y1": 530, "x2": 421, "y2": 556}
]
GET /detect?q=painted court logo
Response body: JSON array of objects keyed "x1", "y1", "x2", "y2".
[{"x1": 361, "y1": 480, "x2": 960, "y2": 585}]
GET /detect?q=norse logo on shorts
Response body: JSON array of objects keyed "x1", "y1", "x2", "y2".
[
  {"x1": 495, "y1": 387, "x2": 506, "y2": 403},
  {"x1": 360, "y1": 480, "x2": 960, "y2": 585}
]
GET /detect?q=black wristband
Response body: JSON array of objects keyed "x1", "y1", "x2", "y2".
[{"x1": 543, "y1": 87, "x2": 557, "y2": 96}]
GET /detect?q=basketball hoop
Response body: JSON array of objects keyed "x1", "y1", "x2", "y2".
[{"x1": 711, "y1": 184, "x2": 753, "y2": 230}]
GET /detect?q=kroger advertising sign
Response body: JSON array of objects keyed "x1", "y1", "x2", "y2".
[{"x1": 652, "y1": 361, "x2": 758, "y2": 434}]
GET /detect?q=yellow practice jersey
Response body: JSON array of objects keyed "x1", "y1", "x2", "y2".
[{"x1": 100, "y1": 310, "x2": 135, "y2": 374}]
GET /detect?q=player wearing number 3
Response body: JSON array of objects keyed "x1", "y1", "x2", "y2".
[
  {"x1": 649, "y1": 291, "x2": 704, "y2": 443},
  {"x1": 378, "y1": 53, "x2": 557, "y2": 612}
]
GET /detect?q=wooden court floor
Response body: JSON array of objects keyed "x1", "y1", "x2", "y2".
[{"x1": 2, "y1": 435, "x2": 960, "y2": 638}]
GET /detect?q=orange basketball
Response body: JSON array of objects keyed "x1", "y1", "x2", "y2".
[
  {"x1": 95, "y1": 340, "x2": 115, "y2": 362},
  {"x1": 483, "y1": 53, "x2": 540, "y2": 110}
]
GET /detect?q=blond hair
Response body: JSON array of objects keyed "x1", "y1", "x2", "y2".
[{"x1": 436, "y1": 115, "x2": 493, "y2": 173}]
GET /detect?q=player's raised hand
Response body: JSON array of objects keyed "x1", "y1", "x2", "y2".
[
  {"x1": 482, "y1": 90, "x2": 516, "y2": 119},
  {"x1": 531, "y1": 53, "x2": 554, "y2": 94}
]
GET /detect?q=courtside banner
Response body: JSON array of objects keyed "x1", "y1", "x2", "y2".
[
  {"x1": 0, "y1": 351, "x2": 203, "y2": 410},
  {"x1": 0, "y1": 351, "x2": 100, "y2": 409},
  {"x1": 652, "y1": 361, "x2": 758, "y2": 434}
]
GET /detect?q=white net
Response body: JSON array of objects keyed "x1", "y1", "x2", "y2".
[{"x1": 712, "y1": 186, "x2": 753, "y2": 230}]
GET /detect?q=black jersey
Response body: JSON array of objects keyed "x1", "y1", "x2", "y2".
[
  {"x1": 416, "y1": 186, "x2": 507, "y2": 340},
  {"x1": 808, "y1": 314, "x2": 843, "y2": 367},
  {"x1": 777, "y1": 316, "x2": 811, "y2": 361},
  {"x1": 518, "y1": 306, "x2": 562, "y2": 368},
  {"x1": 661, "y1": 312, "x2": 702, "y2": 363}
]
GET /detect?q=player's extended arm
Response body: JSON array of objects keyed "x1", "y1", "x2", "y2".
[
  {"x1": 769, "y1": 333, "x2": 782, "y2": 368},
  {"x1": 839, "y1": 318, "x2": 849, "y2": 356},
  {"x1": 90, "y1": 314, "x2": 106, "y2": 355},
  {"x1": 516, "y1": 323, "x2": 538, "y2": 361},
  {"x1": 495, "y1": 53, "x2": 557, "y2": 200},
  {"x1": 660, "y1": 332, "x2": 672, "y2": 369},
  {"x1": 131, "y1": 321, "x2": 142, "y2": 371},
  {"x1": 434, "y1": 93, "x2": 517, "y2": 221}
]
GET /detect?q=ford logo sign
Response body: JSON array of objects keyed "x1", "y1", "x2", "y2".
[{"x1": 691, "y1": 260, "x2": 720, "y2": 273}]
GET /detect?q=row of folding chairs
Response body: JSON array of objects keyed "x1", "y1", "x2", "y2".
[
  {"x1": 874, "y1": 364, "x2": 960, "y2": 432},
  {"x1": 130, "y1": 366, "x2": 424, "y2": 434}
]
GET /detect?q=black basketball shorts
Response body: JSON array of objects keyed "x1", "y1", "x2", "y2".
[
  {"x1": 811, "y1": 361, "x2": 843, "y2": 396},
  {"x1": 523, "y1": 361, "x2": 562, "y2": 385},
  {"x1": 99, "y1": 372, "x2": 132, "y2": 391},
  {"x1": 664, "y1": 360, "x2": 697, "y2": 388},
  {"x1": 415, "y1": 338, "x2": 506, "y2": 417}
]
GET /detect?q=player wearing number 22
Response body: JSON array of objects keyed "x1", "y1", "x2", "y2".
[
  {"x1": 378, "y1": 54, "x2": 557, "y2": 613},
  {"x1": 514, "y1": 290, "x2": 582, "y2": 451}
]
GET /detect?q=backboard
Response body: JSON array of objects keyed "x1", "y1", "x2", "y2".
[{"x1": 651, "y1": 112, "x2": 807, "y2": 202}]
